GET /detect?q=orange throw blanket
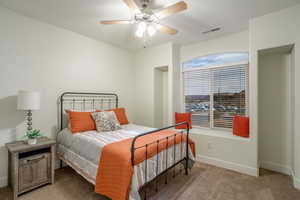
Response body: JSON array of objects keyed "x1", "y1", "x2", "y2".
[{"x1": 95, "y1": 130, "x2": 195, "y2": 200}]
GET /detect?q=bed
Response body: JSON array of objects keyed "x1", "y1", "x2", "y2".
[{"x1": 57, "y1": 92, "x2": 195, "y2": 200}]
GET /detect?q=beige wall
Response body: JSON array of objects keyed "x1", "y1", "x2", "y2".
[
  {"x1": 0, "y1": 6, "x2": 134, "y2": 186},
  {"x1": 181, "y1": 31, "x2": 249, "y2": 63},
  {"x1": 162, "y1": 71, "x2": 169, "y2": 127},
  {"x1": 250, "y1": 4, "x2": 300, "y2": 188},
  {"x1": 153, "y1": 68, "x2": 169, "y2": 128},
  {"x1": 133, "y1": 43, "x2": 174, "y2": 127}
]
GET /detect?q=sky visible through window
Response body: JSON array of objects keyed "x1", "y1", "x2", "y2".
[{"x1": 183, "y1": 52, "x2": 248, "y2": 70}]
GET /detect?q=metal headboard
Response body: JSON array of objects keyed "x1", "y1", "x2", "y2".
[{"x1": 59, "y1": 92, "x2": 118, "y2": 130}]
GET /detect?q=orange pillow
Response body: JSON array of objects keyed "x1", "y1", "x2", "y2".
[
  {"x1": 175, "y1": 112, "x2": 192, "y2": 129},
  {"x1": 68, "y1": 111, "x2": 100, "y2": 133},
  {"x1": 233, "y1": 115, "x2": 249, "y2": 138},
  {"x1": 107, "y1": 108, "x2": 129, "y2": 125}
]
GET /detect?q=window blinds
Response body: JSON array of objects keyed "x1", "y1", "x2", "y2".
[
  {"x1": 184, "y1": 64, "x2": 248, "y2": 129},
  {"x1": 212, "y1": 65, "x2": 248, "y2": 128},
  {"x1": 184, "y1": 69, "x2": 210, "y2": 128}
]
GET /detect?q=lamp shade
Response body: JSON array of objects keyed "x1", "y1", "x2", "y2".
[{"x1": 17, "y1": 91, "x2": 40, "y2": 110}]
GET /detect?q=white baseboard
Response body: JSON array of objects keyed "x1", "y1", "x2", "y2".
[
  {"x1": 291, "y1": 170, "x2": 300, "y2": 190},
  {"x1": 0, "y1": 176, "x2": 7, "y2": 188},
  {"x1": 196, "y1": 155, "x2": 258, "y2": 177},
  {"x1": 261, "y1": 162, "x2": 299, "y2": 190},
  {"x1": 260, "y1": 161, "x2": 292, "y2": 175},
  {"x1": 294, "y1": 177, "x2": 300, "y2": 190}
]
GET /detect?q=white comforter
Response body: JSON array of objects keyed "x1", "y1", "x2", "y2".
[{"x1": 57, "y1": 124, "x2": 194, "y2": 200}]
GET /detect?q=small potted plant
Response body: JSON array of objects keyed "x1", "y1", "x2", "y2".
[{"x1": 25, "y1": 129, "x2": 42, "y2": 145}]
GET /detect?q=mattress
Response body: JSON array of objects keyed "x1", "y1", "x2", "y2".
[{"x1": 57, "y1": 124, "x2": 194, "y2": 200}]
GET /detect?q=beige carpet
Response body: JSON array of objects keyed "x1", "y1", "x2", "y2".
[{"x1": 1, "y1": 162, "x2": 300, "y2": 200}]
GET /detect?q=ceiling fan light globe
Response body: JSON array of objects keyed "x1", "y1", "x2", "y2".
[
  {"x1": 138, "y1": 22, "x2": 147, "y2": 31},
  {"x1": 147, "y1": 25, "x2": 156, "y2": 36},
  {"x1": 135, "y1": 22, "x2": 147, "y2": 37},
  {"x1": 135, "y1": 29, "x2": 144, "y2": 37}
]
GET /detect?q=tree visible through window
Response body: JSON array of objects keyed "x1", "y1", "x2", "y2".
[{"x1": 183, "y1": 53, "x2": 248, "y2": 129}]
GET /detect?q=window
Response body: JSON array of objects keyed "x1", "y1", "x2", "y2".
[{"x1": 183, "y1": 53, "x2": 248, "y2": 129}]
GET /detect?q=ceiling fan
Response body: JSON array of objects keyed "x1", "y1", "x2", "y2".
[{"x1": 100, "y1": 0, "x2": 187, "y2": 38}]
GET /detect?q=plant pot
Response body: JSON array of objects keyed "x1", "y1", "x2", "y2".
[{"x1": 27, "y1": 138, "x2": 37, "y2": 145}]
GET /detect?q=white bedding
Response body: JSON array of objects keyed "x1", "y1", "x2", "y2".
[{"x1": 57, "y1": 124, "x2": 194, "y2": 200}]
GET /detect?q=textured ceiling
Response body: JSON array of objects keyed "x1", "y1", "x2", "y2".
[{"x1": 0, "y1": 0, "x2": 299, "y2": 50}]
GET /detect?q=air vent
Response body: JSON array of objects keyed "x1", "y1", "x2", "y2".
[{"x1": 202, "y1": 27, "x2": 221, "y2": 34}]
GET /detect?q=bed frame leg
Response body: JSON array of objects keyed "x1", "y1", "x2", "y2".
[
  {"x1": 185, "y1": 127, "x2": 190, "y2": 176},
  {"x1": 60, "y1": 160, "x2": 63, "y2": 168},
  {"x1": 185, "y1": 158, "x2": 189, "y2": 175}
]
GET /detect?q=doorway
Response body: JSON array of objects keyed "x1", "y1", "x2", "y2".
[
  {"x1": 154, "y1": 66, "x2": 169, "y2": 128},
  {"x1": 258, "y1": 45, "x2": 294, "y2": 175}
]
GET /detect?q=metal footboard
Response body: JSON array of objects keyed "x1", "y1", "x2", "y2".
[{"x1": 131, "y1": 122, "x2": 190, "y2": 200}]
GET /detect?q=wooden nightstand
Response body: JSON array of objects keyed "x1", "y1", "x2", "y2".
[{"x1": 6, "y1": 137, "x2": 56, "y2": 200}]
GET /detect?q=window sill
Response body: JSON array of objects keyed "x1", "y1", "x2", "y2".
[{"x1": 190, "y1": 128, "x2": 251, "y2": 141}]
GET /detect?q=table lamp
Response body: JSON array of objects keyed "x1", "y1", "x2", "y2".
[{"x1": 17, "y1": 91, "x2": 40, "y2": 131}]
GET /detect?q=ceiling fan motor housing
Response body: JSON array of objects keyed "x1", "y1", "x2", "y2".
[{"x1": 135, "y1": 12, "x2": 156, "y2": 23}]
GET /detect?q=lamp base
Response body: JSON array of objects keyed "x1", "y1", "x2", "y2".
[{"x1": 26, "y1": 110, "x2": 33, "y2": 131}]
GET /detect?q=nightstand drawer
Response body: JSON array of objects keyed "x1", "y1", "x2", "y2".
[{"x1": 18, "y1": 153, "x2": 51, "y2": 193}]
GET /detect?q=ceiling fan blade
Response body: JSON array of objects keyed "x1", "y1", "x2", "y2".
[
  {"x1": 100, "y1": 20, "x2": 133, "y2": 25},
  {"x1": 123, "y1": 0, "x2": 140, "y2": 12},
  {"x1": 157, "y1": 24, "x2": 178, "y2": 35},
  {"x1": 155, "y1": 1, "x2": 187, "y2": 19}
]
